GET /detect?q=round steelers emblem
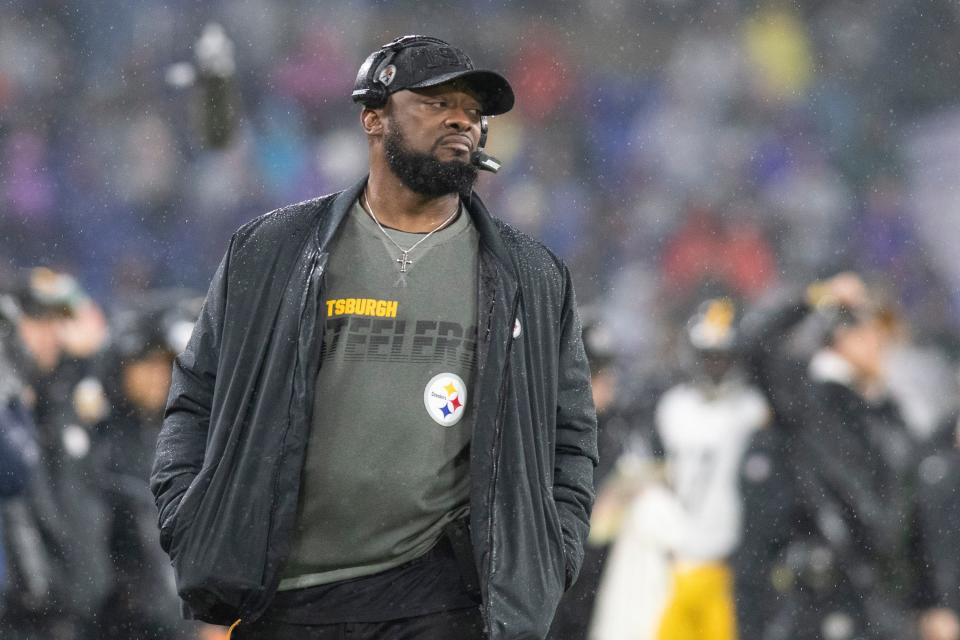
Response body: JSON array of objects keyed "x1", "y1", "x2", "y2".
[
  {"x1": 424, "y1": 373, "x2": 468, "y2": 427},
  {"x1": 378, "y1": 64, "x2": 397, "y2": 86}
]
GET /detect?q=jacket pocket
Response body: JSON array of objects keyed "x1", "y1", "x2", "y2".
[
  {"x1": 167, "y1": 470, "x2": 213, "y2": 562},
  {"x1": 158, "y1": 491, "x2": 185, "y2": 554}
]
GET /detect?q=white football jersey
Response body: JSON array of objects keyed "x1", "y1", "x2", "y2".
[{"x1": 654, "y1": 377, "x2": 769, "y2": 563}]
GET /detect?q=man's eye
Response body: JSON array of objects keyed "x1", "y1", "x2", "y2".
[{"x1": 428, "y1": 101, "x2": 446, "y2": 109}]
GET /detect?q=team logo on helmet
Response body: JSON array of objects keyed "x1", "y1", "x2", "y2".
[
  {"x1": 424, "y1": 373, "x2": 467, "y2": 426},
  {"x1": 688, "y1": 297, "x2": 736, "y2": 350},
  {"x1": 378, "y1": 64, "x2": 397, "y2": 87}
]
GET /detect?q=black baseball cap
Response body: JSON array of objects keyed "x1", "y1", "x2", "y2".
[
  {"x1": 12, "y1": 267, "x2": 82, "y2": 319},
  {"x1": 353, "y1": 36, "x2": 515, "y2": 116}
]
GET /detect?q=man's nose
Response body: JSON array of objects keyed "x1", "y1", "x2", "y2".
[{"x1": 444, "y1": 108, "x2": 472, "y2": 131}]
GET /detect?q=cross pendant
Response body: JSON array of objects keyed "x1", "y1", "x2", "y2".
[{"x1": 396, "y1": 252, "x2": 413, "y2": 272}]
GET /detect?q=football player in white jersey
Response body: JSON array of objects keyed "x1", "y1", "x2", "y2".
[{"x1": 590, "y1": 298, "x2": 768, "y2": 640}]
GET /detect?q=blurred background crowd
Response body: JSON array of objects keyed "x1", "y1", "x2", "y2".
[{"x1": 2, "y1": 0, "x2": 960, "y2": 639}]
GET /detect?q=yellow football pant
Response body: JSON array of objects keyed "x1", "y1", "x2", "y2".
[{"x1": 656, "y1": 562, "x2": 737, "y2": 640}]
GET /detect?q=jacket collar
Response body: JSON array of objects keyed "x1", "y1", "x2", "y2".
[
  {"x1": 315, "y1": 177, "x2": 367, "y2": 251},
  {"x1": 465, "y1": 190, "x2": 518, "y2": 284}
]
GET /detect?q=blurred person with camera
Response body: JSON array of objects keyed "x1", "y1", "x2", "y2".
[
  {"x1": 151, "y1": 35, "x2": 597, "y2": 640},
  {"x1": 736, "y1": 273, "x2": 919, "y2": 640}
]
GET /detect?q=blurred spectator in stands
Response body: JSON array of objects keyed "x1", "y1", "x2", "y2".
[
  {"x1": 0, "y1": 268, "x2": 111, "y2": 640},
  {"x1": 742, "y1": 2, "x2": 814, "y2": 104},
  {"x1": 661, "y1": 203, "x2": 777, "y2": 304},
  {"x1": 0, "y1": 285, "x2": 40, "y2": 619},
  {"x1": 509, "y1": 25, "x2": 576, "y2": 123},
  {"x1": 92, "y1": 290, "x2": 201, "y2": 639}
]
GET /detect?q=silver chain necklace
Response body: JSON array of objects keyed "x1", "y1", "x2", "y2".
[{"x1": 363, "y1": 191, "x2": 459, "y2": 274}]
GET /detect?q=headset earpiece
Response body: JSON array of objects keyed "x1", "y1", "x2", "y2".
[{"x1": 351, "y1": 49, "x2": 390, "y2": 108}]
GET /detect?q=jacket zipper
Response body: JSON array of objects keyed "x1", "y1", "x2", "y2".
[
  {"x1": 482, "y1": 291, "x2": 521, "y2": 631},
  {"x1": 251, "y1": 248, "x2": 326, "y2": 619}
]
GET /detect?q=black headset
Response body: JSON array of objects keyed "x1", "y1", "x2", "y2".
[
  {"x1": 473, "y1": 117, "x2": 500, "y2": 173},
  {"x1": 352, "y1": 36, "x2": 502, "y2": 173}
]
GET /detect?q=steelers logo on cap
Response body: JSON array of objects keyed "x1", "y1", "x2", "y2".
[
  {"x1": 424, "y1": 373, "x2": 468, "y2": 426},
  {"x1": 378, "y1": 64, "x2": 397, "y2": 86}
]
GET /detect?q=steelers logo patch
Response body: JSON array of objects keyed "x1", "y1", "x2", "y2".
[
  {"x1": 378, "y1": 64, "x2": 397, "y2": 86},
  {"x1": 424, "y1": 373, "x2": 468, "y2": 426}
]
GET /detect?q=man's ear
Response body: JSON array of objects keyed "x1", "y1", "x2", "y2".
[{"x1": 361, "y1": 108, "x2": 384, "y2": 136}]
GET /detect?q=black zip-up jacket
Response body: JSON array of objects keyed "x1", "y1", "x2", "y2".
[{"x1": 150, "y1": 179, "x2": 598, "y2": 640}]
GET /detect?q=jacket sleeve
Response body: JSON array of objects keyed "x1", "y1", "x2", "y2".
[
  {"x1": 737, "y1": 288, "x2": 817, "y2": 431},
  {"x1": 552, "y1": 266, "x2": 599, "y2": 588},
  {"x1": 150, "y1": 240, "x2": 231, "y2": 553}
]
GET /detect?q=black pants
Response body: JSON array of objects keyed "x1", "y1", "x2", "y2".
[{"x1": 233, "y1": 607, "x2": 486, "y2": 640}]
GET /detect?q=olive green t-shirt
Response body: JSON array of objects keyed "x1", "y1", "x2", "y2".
[{"x1": 279, "y1": 198, "x2": 478, "y2": 590}]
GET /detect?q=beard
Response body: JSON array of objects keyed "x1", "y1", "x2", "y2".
[{"x1": 383, "y1": 122, "x2": 478, "y2": 197}]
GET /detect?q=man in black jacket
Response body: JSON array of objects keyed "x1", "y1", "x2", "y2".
[
  {"x1": 736, "y1": 273, "x2": 918, "y2": 640},
  {"x1": 151, "y1": 35, "x2": 598, "y2": 640}
]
